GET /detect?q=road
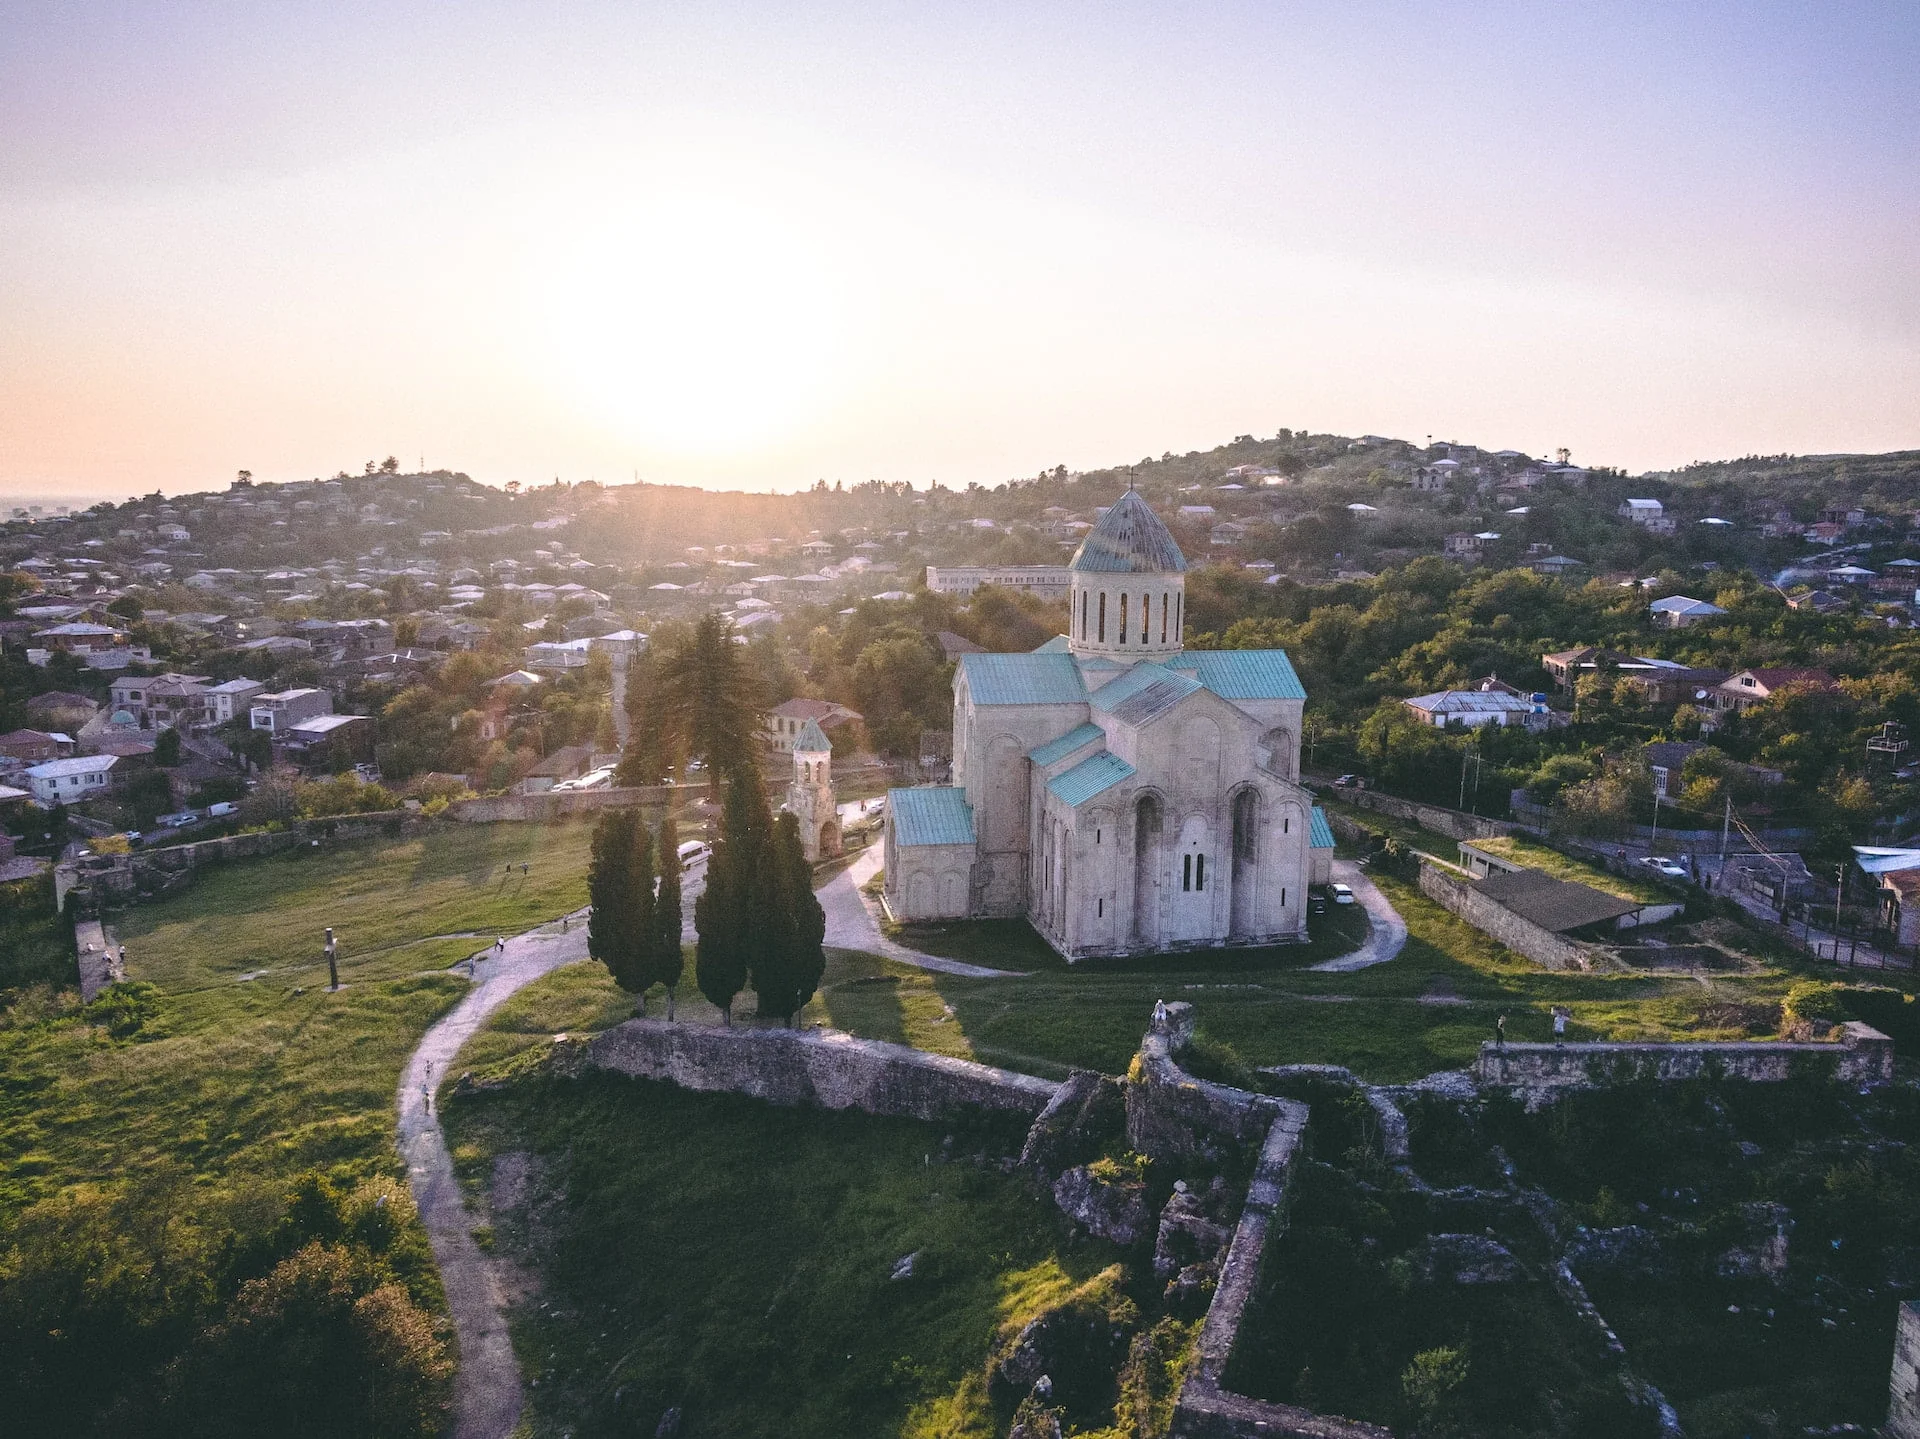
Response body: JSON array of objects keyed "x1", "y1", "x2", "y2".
[
  {"x1": 1309, "y1": 860, "x2": 1408, "y2": 972},
  {"x1": 397, "y1": 915, "x2": 590, "y2": 1439}
]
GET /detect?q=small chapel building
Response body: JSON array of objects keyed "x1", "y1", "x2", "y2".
[{"x1": 883, "y1": 490, "x2": 1334, "y2": 961}]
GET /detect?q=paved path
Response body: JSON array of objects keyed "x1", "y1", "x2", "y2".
[
  {"x1": 1309, "y1": 860, "x2": 1408, "y2": 972},
  {"x1": 74, "y1": 917, "x2": 122, "y2": 1001},
  {"x1": 817, "y1": 845, "x2": 1024, "y2": 978},
  {"x1": 397, "y1": 915, "x2": 590, "y2": 1439}
]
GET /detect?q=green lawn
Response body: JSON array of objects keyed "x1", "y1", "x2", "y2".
[
  {"x1": 0, "y1": 819, "x2": 596, "y2": 1221},
  {"x1": 442, "y1": 1072, "x2": 1122, "y2": 1439}
]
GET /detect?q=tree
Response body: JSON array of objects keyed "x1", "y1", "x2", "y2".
[
  {"x1": 379, "y1": 456, "x2": 399, "y2": 474},
  {"x1": 660, "y1": 613, "x2": 763, "y2": 775},
  {"x1": 588, "y1": 811, "x2": 637, "y2": 994},
  {"x1": 652, "y1": 813, "x2": 685, "y2": 1018},
  {"x1": 695, "y1": 766, "x2": 770, "y2": 1024},
  {"x1": 749, "y1": 812, "x2": 826, "y2": 1025},
  {"x1": 153, "y1": 726, "x2": 182, "y2": 767},
  {"x1": 625, "y1": 819, "x2": 659, "y2": 1008},
  {"x1": 614, "y1": 647, "x2": 672, "y2": 786},
  {"x1": 106, "y1": 594, "x2": 144, "y2": 622},
  {"x1": 234, "y1": 469, "x2": 253, "y2": 487}
]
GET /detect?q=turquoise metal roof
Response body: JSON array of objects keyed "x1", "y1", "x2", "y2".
[
  {"x1": 889, "y1": 787, "x2": 976, "y2": 847},
  {"x1": 959, "y1": 652, "x2": 1087, "y2": 706},
  {"x1": 1047, "y1": 751, "x2": 1135, "y2": 807},
  {"x1": 1179, "y1": 650, "x2": 1308, "y2": 701},
  {"x1": 1088, "y1": 661, "x2": 1203, "y2": 727},
  {"x1": 793, "y1": 717, "x2": 830, "y2": 752},
  {"x1": 1309, "y1": 806, "x2": 1335, "y2": 851},
  {"x1": 1069, "y1": 491, "x2": 1188, "y2": 574},
  {"x1": 1029, "y1": 722, "x2": 1105, "y2": 767},
  {"x1": 1032, "y1": 635, "x2": 1071, "y2": 654}
]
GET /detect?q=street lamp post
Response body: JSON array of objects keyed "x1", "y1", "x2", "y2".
[{"x1": 325, "y1": 926, "x2": 339, "y2": 991}]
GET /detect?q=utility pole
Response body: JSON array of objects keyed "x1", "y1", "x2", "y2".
[
  {"x1": 1648, "y1": 789, "x2": 1662, "y2": 853},
  {"x1": 325, "y1": 926, "x2": 339, "y2": 991},
  {"x1": 1834, "y1": 866, "x2": 1846, "y2": 964},
  {"x1": 1719, "y1": 795, "x2": 1732, "y2": 864}
]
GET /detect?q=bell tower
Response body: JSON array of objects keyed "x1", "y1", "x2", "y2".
[{"x1": 788, "y1": 717, "x2": 841, "y2": 861}]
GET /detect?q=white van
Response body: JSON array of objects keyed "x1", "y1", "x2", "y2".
[{"x1": 677, "y1": 840, "x2": 710, "y2": 871}]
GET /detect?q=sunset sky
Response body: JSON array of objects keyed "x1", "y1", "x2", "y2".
[{"x1": 3, "y1": 2, "x2": 1916, "y2": 501}]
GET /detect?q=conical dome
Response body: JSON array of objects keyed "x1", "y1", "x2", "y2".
[{"x1": 1069, "y1": 491, "x2": 1187, "y2": 574}]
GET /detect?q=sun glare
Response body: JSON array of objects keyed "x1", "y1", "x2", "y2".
[{"x1": 528, "y1": 192, "x2": 844, "y2": 455}]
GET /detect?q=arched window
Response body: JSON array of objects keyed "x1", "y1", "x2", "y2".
[
  {"x1": 1132, "y1": 794, "x2": 1163, "y2": 942},
  {"x1": 1119, "y1": 593, "x2": 1128, "y2": 644},
  {"x1": 1098, "y1": 591, "x2": 1107, "y2": 642}
]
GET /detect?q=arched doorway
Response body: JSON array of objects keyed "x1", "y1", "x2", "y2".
[
  {"x1": 1230, "y1": 789, "x2": 1260, "y2": 938},
  {"x1": 1132, "y1": 794, "x2": 1162, "y2": 945}
]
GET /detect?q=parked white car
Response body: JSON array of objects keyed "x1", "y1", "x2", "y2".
[{"x1": 1329, "y1": 882, "x2": 1357, "y2": 905}]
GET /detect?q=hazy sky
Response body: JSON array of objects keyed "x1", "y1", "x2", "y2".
[{"x1": 3, "y1": 2, "x2": 1916, "y2": 500}]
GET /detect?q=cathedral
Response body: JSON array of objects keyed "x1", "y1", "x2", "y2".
[{"x1": 883, "y1": 490, "x2": 1333, "y2": 961}]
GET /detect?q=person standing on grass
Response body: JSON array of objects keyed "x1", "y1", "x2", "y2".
[
  {"x1": 1496, "y1": 1012, "x2": 1507, "y2": 1049},
  {"x1": 1553, "y1": 1007, "x2": 1568, "y2": 1044}
]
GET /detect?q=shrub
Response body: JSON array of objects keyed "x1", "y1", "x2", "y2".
[
  {"x1": 1781, "y1": 980, "x2": 1849, "y2": 1039},
  {"x1": 84, "y1": 981, "x2": 162, "y2": 1039}
]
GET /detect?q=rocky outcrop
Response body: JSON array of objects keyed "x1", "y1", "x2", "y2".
[
  {"x1": 1020, "y1": 1069, "x2": 1126, "y2": 1179},
  {"x1": 1154, "y1": 1181, "x2": 1232, "y2": 1280},
  {"x1": 1052, "y1": 1163, "x2": 1151, "y2": 1245}
]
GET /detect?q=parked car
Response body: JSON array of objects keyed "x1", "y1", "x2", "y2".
[
  {"x1": 158, "y1": 810, "x2": 200, "y2": 828},
  {"x1": 1639, "y1": 855, "x2": 1690, "y2": 879},
  {"x1": 1333, "y1": 774, "x2": 1366, "y2": 789},
  {"x1": 1329, "y1": 882, "x2": 1357, "y2": 905},
  {"x1": 677, "y1": 840, "x2": 711, "y2": 871}
]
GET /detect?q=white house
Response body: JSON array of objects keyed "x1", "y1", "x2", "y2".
[
  {"x1": 1401, "y1": 690, "x2": 1542, "y2": 728},
  {"x1": 24, "y1": 753, "x2": 117, "y2": 804},
  {"x1": 1619, "y1": 499, "x2": 1676, "y2": 533},
  {"x1": 1649, "y1": 595, "x2": 1727, "y2": 629}
]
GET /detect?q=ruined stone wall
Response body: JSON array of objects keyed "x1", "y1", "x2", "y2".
[
  {"x1": 1476, "y1": 1022, "x2": 1895, "y2": 1095},
  {"x1": 56, "y1": 810, "x2": 415, "y2": 914},
  {"x1": 1320, "y1": 786, "x2": 1514, "y2": 842},
  {"x1": 1888, "y1": 1301, "x2": 1920, "y2": 1439},
  {"x1": 580, "y1": 1018, "x2": 1060, "y2": 1123},
  {"x1": 1419, "y1": 860, "x2": 1595, "y2": 971},
  {"x1": 447, "y1": 784, "x2": 702, "y2": 824}
]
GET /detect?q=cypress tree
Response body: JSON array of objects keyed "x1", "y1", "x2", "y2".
[
  {"x1": 586, "y1": 810, "x2": 634, "y2": 989},
  {"x1": 695, "y1": 766, "x2": 769, "y2": 1024},
  {"x1": 626, "y1": 814, "x2": 658, "y2": 1012},
  {"x1": 752, "y1": 812, "x2": 827, "y2": 1025},
  {"x1": 653, "y1": 813, "x2": 685, "y2": 1019}
]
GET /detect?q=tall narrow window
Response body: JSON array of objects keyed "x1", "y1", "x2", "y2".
[
  {"x1": 1196, "y1": 854, "x2": 1206, "y2": 891},
  {"x1": 1097, "y1": 897, "x2": 1104, "y2": 917},
  {"x1": 1139, "y1": 594, "x2": 1148, "y2": 643},
  {"x1": 1119, "y1": 593, "x2": 1128, "y2": 644},
  {"x1": 1176, "y1": 593, "x2": 1182, "y2": 637},
  {"x1": 1080, "y1": 591, "x2": 1088, "y2": 639},
  {"x1": 1160, "y1": 593, "x2": 1167, "y2": 644},
  {"x1": 1282, "y1": 888, "x2": 1288, "y2": 908},
  {"x1": 1182, "y1": 854, "x2": 1192, "y2": 891},
  {"x1": 1098, "y1": 591, "x2": 1106, "y2": 642}
]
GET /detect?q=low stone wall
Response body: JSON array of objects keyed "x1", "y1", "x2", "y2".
[
  {"x1": 1320, "y1": 809, "x2": 1374, "y2": 847},
  {"x1": 1127, "y1": 1002, "x2": 1288, "y2": 1164},
  {"x1": 580, "y1": 1018, "x2": 1060, "y2": 1123},
  {"x1": 1318, "y1": 785, "x2": 1515, "y2": 843},
  {"x1": 56, "y1": 810, "x2": 416, "y2": 915},
  {"x1": 1888, "y1": 1301, "x2": 1920, "y2": 1439},
  {"x1": 1419, "y1": 860, "x2": 1595, "y2": 971},
  {"x1": 447, "y1": 783, "x2": 704, "y2": 824},
  {"x1": 1475, "y1": 1021, "x2": 1895, "y2": 1097},
  {"x1": 1128, "y1": 1005, "x2": 1387, "y2": 1439}
]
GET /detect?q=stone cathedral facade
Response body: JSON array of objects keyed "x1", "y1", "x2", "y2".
[{"x1": 884, "y1": 490, "x2": 1332, "y2": 961}]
